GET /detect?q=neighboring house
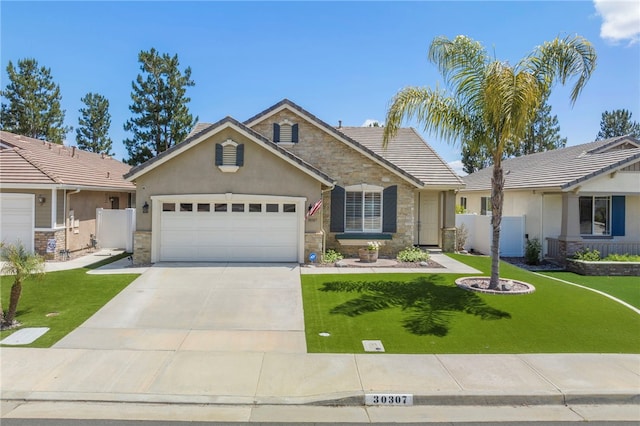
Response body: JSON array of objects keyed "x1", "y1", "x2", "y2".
[
  {"x1": 457, "y1": 135, "x2": 640, "y2": 260},
  {"x1": 125, "y1": 99, "x2": 464, "y2": 264},
  {"x1": 0, "y1": 131, "x2": 136, "y2": 259}
]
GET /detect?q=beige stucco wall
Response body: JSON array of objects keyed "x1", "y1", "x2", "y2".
[
  {"x1": 132, "y1": 127, "x2": 322, "y2": 233},
  {"x1": 1, "y1": 188, "x2": 132, "y2": 255},
  {"x1": 458, "y1": 189, "x2": 640, "y2": 257},
  {"x1": 250, "y1": 110, "x2": 417, "y2": 256}
]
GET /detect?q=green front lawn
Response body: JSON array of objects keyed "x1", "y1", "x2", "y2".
[
  {"x1": 1, "y1": 263, "x2": 138, "y2": 348},
  {"x1": 302, "y1": 254, "x2": 640, "y2": 354},
  {"x1": 538, "y1": 271, "x2": 640, "y2": 309}
]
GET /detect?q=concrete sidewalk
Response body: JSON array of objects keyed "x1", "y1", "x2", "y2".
[{"x1": 1, "y1": 350, "x2": 639, "y2": 422}]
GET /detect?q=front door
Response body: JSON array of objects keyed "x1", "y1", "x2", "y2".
[{"x1": 418, "y1": 192, "x2": 439, "y2": 246}]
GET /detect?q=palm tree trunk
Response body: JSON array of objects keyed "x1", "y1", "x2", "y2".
[
  {"x1": 489, "y1": 162, "x2": 504, "y2": 289},
  {"x1": 5, "y1": 281, "x2": 22, "y2": 325}
]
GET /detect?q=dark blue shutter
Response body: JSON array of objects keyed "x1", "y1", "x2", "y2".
[
  {"x1": 215, "y1": 144, "x2": 223, "y2": 166},
  {"x1": 273, "y1": 123, "x2": 280, "y2": 142},
  {"x1": 292, "y1": 124, "x2": 299, "y2": 143},
  {"x1": 330, "y1": 186, "x2": 345, "y2": 232},
  {"x1": 382, "y1": 185, "x2": 397, "y2": 233},
  {"x1": 612, "y1": 196, "x2": 625, "y2": 236},
  {"x1": 236, "y1": 144, "x2": 244, "y2": 166}
]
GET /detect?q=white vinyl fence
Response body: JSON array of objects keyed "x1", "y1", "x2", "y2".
[
  {"x1": 456, "y1": 214, "x2": 525, "y2": 257},
  {"x1": 96, "y1": 208, "x2": 136, "y2": 252}
]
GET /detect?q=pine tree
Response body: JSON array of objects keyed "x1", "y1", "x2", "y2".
[
  {"x1": 0, "y1": 58, "x2": 71, "y2": 143},
  {"x1": 123, "y1": 48, "x2": 197, "y2": 165},
  {"x1": 596, "y1": 109, "x2": 640, "y2": 139},
  {"x1": 514, "y1": 91, "x2": 567, "y2": 156},
  {"x1": 76, "y1": 93, "x2": 113, "y2": 155}
]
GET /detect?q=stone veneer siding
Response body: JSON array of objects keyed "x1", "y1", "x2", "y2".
[
  {"x1": 304, "y1": 232, "x2": 324, "y2": 263},
  {"x1": 441, "y1": 227, "x2": 456, "y2": 253},
  {"x1": 557, "y1": 239, "x2": 584, "y2": 265},
  {"x1": 34, "y1": 229, "x2": 66, "y2": 260},
  {"x1": 133, "y1": 231, "x2": 152, "y2": 265},
  {"x1": 566, "y1": 259, "x2": 640, "y2": 276},
  {"x1": 251, "y1": 110, "x2": 415, "y2": 257}
]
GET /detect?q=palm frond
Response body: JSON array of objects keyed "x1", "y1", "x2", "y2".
[
  {"x1": 382, "y1": 86, "x2": 470, "y2": 147},
  {"x1": 524, "y1": 34, "x2": 597, "y2": 105}
]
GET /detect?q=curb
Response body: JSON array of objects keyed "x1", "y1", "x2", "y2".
[{"x1": 3, "y1": 390, "x2": 638, "y2": 407}]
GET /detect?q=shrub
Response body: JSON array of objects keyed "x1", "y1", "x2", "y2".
[
  {"x1": 323, "y1": 249, "x2": 343, "y2": 264},
  {"x1": 525, "y1": 238, "x2": 542, "y2": 265},
  {"x1": 455, "y1": 204, "x2": 466, "y2": 214},
  {"x1": 603, "y1": 253, "x2": 640, "y2": 262},
  {"x1": 397, "y1": 246, "x2": 429, "y2": 262},
  {"x1": 573, "y1": 248, "x2": 601, "y2": 261},
  {"x1": 455, "y1": 223, "x2": 468, "y2": 252}
]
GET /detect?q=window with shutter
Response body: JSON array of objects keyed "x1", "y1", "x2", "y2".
[{"x1": 344, "y1": 184, "x2": 383, "y2": 232}]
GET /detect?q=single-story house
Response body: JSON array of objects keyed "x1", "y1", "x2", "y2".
[
  {"x1": 0, "y1": 131, "x2": 136, "y2": 259},
  {"x1": 457, "y1": 135, "x2": 640, "y2": 260},
  {"x1": 125, "y1": 99, "x2": 464, "y2": 264}
]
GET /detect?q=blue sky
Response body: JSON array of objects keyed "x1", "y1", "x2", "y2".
[{"x1": 2, "y1": 1, "x2": 639, "y2": 173}]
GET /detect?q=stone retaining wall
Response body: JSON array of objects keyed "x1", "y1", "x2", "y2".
[{"x1": 566, "y1": 259, "x2": 640, "y2": 276}]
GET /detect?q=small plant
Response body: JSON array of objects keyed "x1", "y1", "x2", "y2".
[
  {"x1": 367, "y1": 241, "x2": 381, "y2": 251},
  {"x1": 397, "y1": 246, "x2": 430, "y2": 262},
  {"x1": 573, "y1": 248, "x2": 601, "y2": 261},
  {"x1": 455, "y1": 204, "x2": 466, "y2": 214},
  {"x1": 603, "y1": 253, "x2": 640, "y2": 262},
  {"x1": 525, "y1": 238, "x2": 542, "y2": 265},
  {"x1": 455, "y1": 223, "x2": 468, "y2": 252},
  {"x1": 323, "y1": 249, "x2": 343, "y2": 264}
]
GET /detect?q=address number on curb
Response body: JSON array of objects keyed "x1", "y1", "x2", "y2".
[{"x1": 365, "y1": 394, "x2": 413, "y2": 406}]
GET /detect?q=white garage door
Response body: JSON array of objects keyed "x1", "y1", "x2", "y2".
[
  {"x1": 158, "y1": 200, "x2": 299, "y2": 262},
  {"x1": 0, "y1": 193, "x2": 34, "y2": 252}
]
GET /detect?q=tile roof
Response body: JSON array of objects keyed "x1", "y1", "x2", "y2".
[
  {"x1": 0, "y1": 131, "x2": 135, "y2": 190},
  {"x1": 337, "y1": 126, "x2": 464, "y2": 188},
  {"x1": 461, "y1": 136, "x2": 640, "y2": 191},
  {"x1": 125, "y1": 116, "x2": 335, "y2": 186},
  {"x1": 244, "y1": 99, "x2": 460, "y2": 188}
]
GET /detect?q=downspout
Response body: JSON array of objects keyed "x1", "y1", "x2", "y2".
[
  {"x1": 66, "y1": 188, "x2": 81, "y2": 252},
  {"x1": 321, "y1": 186, "x2": 335, "y2": 259},
  {"x1": 417, "y1": 192, "x2": 421, "y2": 246}
]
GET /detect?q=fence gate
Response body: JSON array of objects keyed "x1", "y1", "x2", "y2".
[
  {"x1": 456, "y1": 214, "x2": 525, "y2": 257},
  {"x1": 96, "y1": 208, "x2": 136, "y2": 252}
]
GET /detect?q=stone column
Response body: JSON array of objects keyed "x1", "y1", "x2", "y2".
[
  {"x1": 441, "y1": 227, "x2": 456, "y2": 252},
  {"x1": 558, "y1": 192, "x2": 583, "y2": 261}
]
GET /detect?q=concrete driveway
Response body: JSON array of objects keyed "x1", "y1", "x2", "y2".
[{"x1": 54, "y1": 263, "x2": 306, "y2": 353}]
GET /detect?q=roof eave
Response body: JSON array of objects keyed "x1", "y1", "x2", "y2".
[
  {"x1": 125, "y1": 117, "x2": 336, "y2": 187},
  {"x1": 245, "y1": 100, "x2": 424, "y2": 188}
]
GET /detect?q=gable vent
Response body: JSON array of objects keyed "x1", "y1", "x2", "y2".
[
  {"x1": 222, "y1": 144, "x2": 236, "y2": 165},
  {"x1": 280, "y1": 123, "x2": 292, "y2": 143}
]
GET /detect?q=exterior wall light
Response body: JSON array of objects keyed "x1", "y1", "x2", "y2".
[
  {"x1": 37, "y1": 194, "x2": 46, "y2": 204},
  {"x1": 142, "y1": 201, "x2": 149, "y2": 214}
]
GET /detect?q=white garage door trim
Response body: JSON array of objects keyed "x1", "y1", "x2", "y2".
[
  {"x1": 151, "y1": 193, "x2": 306, "y2": 263},
  {"x1": 0, "y1": 193, "x2": 35, "y2": 252}
]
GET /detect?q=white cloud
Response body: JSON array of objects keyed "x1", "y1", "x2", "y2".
[
  {"x1": 361, "y1": 119, "x2": 382, "y2": 127},
  {"x1": 448, "y1": 160, "x2": 467, "y2": 176},
  {"x1": 594, "y1": 0, "x2": 640, "y2": 44}
]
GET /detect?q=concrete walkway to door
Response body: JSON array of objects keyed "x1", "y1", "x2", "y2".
[{"x1": 54, "y1": 263, "x2": 306, "y2": 353}]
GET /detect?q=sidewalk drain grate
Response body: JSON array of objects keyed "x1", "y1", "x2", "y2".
[{"x1": 362, "y1": 340, "x2": 385, "y2": 352}]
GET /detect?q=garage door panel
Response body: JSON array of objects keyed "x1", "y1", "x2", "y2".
[
  {"x1": 158, "y1": 201, "x2": 299, "y2": 262},
  {"x1": 0, "y1": 194, "x2": 34, "y2": 253}
]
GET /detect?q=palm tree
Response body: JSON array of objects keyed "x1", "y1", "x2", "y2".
[
  {"x1": 383, "y1": 35, "x2": 596, "y2": 289},
  {"x1": 1, "y1": 242, "x2": 45, "y2": 327}
]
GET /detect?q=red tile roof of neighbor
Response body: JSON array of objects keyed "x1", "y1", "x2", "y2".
[{"x1": 0, "y1": 131, "x2": 135, "y2": 190}]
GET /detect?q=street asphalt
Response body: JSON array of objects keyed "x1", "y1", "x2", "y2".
[{"x1": 1, "y1": 250, "x2": 638, "y2": 423}]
